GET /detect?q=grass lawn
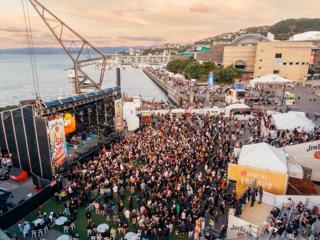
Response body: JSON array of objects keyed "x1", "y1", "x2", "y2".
[{"x1": 24, "y1": 196, "x2": 189, "y2": 240}]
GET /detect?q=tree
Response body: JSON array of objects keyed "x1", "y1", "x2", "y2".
[
  {"x1": 199, "y1": 61, "x2": 216, "y2": 82},
  {"x1": 214, "y1": 66, "x2": 242, "y2": 84},
  {"x1": 166, "y1": 59, "x2": 182, "y2": 73},
  {"x1": 184, "y1": 62, "x2": 201, "y2": 79}
]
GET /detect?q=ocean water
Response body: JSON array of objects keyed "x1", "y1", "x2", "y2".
[{"x1": 0, "y1": 54, "x2": 168, "y2": 106}]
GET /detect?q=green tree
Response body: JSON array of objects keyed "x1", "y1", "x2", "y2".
[
  {"x1": 199, "y1": 61, "x2": 216, "y2": 82},
  {"x1": 214, "y1": 66, "x2": 242, "y2": 84},
  {"x1": 184, "y1": 62, "x2": 201, "y2": 79},
  {"x1": 166, "y1": 59, "x2": 182, "y2": 73}
]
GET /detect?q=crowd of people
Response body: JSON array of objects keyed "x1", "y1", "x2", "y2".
[
  {"x1": 263, "y1": 198, "x2": 320, "y2": 239},
  {"x1": 52, "y1": 113, "x2": 245, "y2": 239},
  {"x1": 145, "y1": 67, "x2": 216, "y2": 108}
]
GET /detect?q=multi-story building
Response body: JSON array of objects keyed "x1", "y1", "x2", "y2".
[
  {"x1": 220, "y1": 33, "x2": 313, "y2": 82},
  {"x1": 254, "y1": 41, "x2": 313, "y2": 82}
]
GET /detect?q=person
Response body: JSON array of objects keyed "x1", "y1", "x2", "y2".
[
  {"x1": 250, "y1": 188, "x2": 256, "y2": 207},
  {"x1": 258, "y1": 186, "x2": 263, "y2": 204}
]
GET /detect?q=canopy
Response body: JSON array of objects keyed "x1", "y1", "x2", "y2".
[
  {"x1": 249, "y1": 74, "x2": 293, "y2": 88},
  {"x1": 239, "y1": 142, "x2": 288, "y2": 173},
  {"x1": 272, "y1": 111, "x2": 315, "y2": 133},
  {"x1": 225, "y1": 103, "x2": 250, "y2": 116}
]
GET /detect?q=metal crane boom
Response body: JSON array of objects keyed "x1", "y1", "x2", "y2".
[{"x1": 28, "y1": 0, "x2": 107, "y2": 94}]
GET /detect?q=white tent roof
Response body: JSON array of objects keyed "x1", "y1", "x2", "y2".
[
  {"x1": 290, "y1": 31, "x2": 320, "y2": 41},
  {"x1": 272, "y1": 111, "x2": 315, "y2": 133},
  {"x1": 249, "y1": 74, "x2": 293, "y2": 88},
  {"x1": 239, "y1": 142, "x2": 288, "y2": 173},
  {"x1": 225, "y1": 103, "x2": 250, "y2": 112}
]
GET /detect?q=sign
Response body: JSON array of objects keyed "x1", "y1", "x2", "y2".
[
  {"x1": 228, "y1": 163, "x2": 288, "y2": 197},
  {"x1": 283, "y1": 140, "x2": 320, "y2": 181},
  {"x1": 114, "y1": 99, "x2": 124, "y2": 131},
  {"x1": 48, "y1": 117, "x2": 67, "y2": 168},
  {"x1": 64, "y1": 113, "x2": 76, "y2": 134},
  {"x1": 208, "y1": 72, "x2": 215, "y2": 87}
]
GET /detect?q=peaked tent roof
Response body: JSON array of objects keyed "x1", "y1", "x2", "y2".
[
  {"x1": 272, "y1": 111, "x2": 315, "y2": 133},
  {"x1": 238, "y1": 142, "x2": 288, "y2": 173},
  {"x1": 249, "y1": 74, "x2": 293, "y2": 88}
]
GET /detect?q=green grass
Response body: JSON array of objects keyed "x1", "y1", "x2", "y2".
[{"x1": 24, "y1": 196, "x2": 189, "y2": 240}]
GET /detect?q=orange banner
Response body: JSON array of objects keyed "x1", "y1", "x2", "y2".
[
  {"x1": 64, "y1": 113, "x2": 76, "y2": 134},
  {"x1": 228, "y1": 163, "x2": 288, "y2": 197}
]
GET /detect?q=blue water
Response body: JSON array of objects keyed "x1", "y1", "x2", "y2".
[{"x1": 0, "y1": 54, "x2": 168, "y2": 106}]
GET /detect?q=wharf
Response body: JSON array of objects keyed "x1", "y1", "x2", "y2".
[{"x1": 143, "y1": 68, "x2": 188, "y2": 106}]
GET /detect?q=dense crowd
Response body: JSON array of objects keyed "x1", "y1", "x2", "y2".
[
  {"x1": 15, "y1": 111, "x2": 320, "y2": 239},
  {"x1": 53, "y1": 113, "x2": 245, "y2": 239},
  {"x1": 263, "y1": 198, "x2": 320, "y2": 239}
]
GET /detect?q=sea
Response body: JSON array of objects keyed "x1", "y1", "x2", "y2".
[{"x1": 0, "y1": 54, "x2": 168, "y2": 107}]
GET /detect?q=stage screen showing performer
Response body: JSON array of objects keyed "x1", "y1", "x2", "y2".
[
  {"x1": 64, "y1": 113, "x2": 76, "y2": 135},
  {"x1": 48, "y1": 117, "x2": 67, "y2": 170}
]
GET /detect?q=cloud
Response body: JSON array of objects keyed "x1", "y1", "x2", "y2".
[
  {"x1": 117, "y1": 35, "x2": 165, "y2": 42},
  {"x1": 189, "y1": 2, "x2": 213, "y2": 13}
]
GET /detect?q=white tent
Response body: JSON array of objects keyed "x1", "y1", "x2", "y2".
[
  {"x1": 239, "y1": 142, "x2": 288, "y2": 173},
  {"x1": 225, "y1": 103, "x2": 250, "y2": 118},
  {"x1": 249, "y1": 74, "x2": 293, "y2": 88},
  {"x1": 272, "y1": 111, "x2": 315, "y2": 133}
]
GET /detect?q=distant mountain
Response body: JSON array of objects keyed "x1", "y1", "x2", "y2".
[
  {"x1": 0, "y1": 46, "x2": 147, "y2": 55},
  {"x1": 195, "y1": 18, "x2": 320, "y2": 45}
]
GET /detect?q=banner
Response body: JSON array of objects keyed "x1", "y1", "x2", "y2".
[
  {"x1": 64, "y1": 113, "x2": 76, "y2": 134},
  {"x1": 48, "y1": 117, "x2": 67, "y2": 168},
  {"x1": 283, "y1": 140, "x2": 320, "y2": 181},
  {"x1": 228, "y1": 163, "x2": 288, "y2": 197},
  {"x1": 114, "y1": 99, "x2": 124, "y2": 131}
]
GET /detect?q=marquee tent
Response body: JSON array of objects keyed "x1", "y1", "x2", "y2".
[
  {"x1": 249, "y1": 74, "x2": 293, "y2": 88},
  {"x1": 238, "y1": 142, "x2": 288, "y2": 173},
  {"x1": 272, "y1": 111, "x2": 315, "y2": 133}
]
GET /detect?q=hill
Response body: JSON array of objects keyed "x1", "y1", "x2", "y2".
[{"x1": 195, "y1": 18, "x2": 320, "y2": 45}]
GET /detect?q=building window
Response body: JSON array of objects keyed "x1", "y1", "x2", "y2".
[
  {"x1": 289, "y1": 62, "x2": 293, "y2": 65},
  {"x1": 275, "y1": 53, "x2": 282, "y2": 58},
  {"x1": 259, "y1": 67, "x2": 262, "y2": 69},
  {"x1": 273, "y1": 70, "x2": 280, "y2": 74},
  {"x1": 259, "y1": 59, "x2": 263, "y2": 62},
  {"x1": 283, "y1": 62, "x2": 287, "y2": 65},
  {"x1": 296, "y1": 62, "x2": 299, "y2": 65},
  {"x1": 302, "y1": 62, "x2": 305, "y2": 65}
]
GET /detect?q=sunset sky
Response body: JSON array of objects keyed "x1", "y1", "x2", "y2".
[{"x1": 1, "y1": 0, "x2": 319, "y2": 49}]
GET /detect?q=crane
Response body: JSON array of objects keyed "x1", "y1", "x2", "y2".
[{"x1": 26, "y1": 0, "x2": 107, "y2": 94}]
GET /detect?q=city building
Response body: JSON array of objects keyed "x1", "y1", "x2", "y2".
[
  {"x1": 220, "y1": 33, "x2": 313, "y2": 82},
  {"x1": 223, "y1": 34, "x2": 271, "y2": 74},
  {"x1": 212, "y1": 44, "x2": 227, "y2": 66},
  {"x1": 254, "y1": 41, "x2": 313, "y2": 82}
]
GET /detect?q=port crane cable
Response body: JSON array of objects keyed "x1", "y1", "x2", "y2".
[{"x1": 21, "y1": 0, "x2": 40, "y2": 98}]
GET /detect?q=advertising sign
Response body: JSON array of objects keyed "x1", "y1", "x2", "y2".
[
  {"x1": 114, "y1": 99, "x2": 124, "y2": 131},
  {"x1": 228, "y1": 163, "x2": 288, "y2": 197},
  {"x1": 283, "y1": 140, "x2": 320, "y2": 181},
  {"x1": 64, "y1": 113, "x2": 76, "y2": 134},
  {"x1": 48, "y1": 117, "x2": 67, "y2": 168}
]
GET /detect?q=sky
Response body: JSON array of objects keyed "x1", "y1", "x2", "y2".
[{"x1": 0, "y1": 0, "x2": 320, "y2": 49}]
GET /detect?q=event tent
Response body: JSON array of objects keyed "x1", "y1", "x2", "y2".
[
  {"x1": 225, "y1": 103, "x2": 250, "y2": 118},
  {"x1": 249, "y1": 74, "x2": 293, "y2": 88},
  {"x1": 272, "y1": 111, "x2": 315, "y2": 133},
  {"x1": 239, "y1": 142, "x2": 288, "y2": 173}
]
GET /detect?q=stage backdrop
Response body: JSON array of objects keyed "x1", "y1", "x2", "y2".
[
  {"x1": 48, "y1": 117, "x2": 67, "y2": 171},
  {"x1": 228, "y1": 163, "x2": 288, "y2": 197},
  {"x1": 64, "y1": 113, "x2": 76, "y2": 135}
]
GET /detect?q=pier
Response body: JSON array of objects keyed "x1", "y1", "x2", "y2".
[{"x1": 143, "y1": 68, "x2": 188, "y2": 106}]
